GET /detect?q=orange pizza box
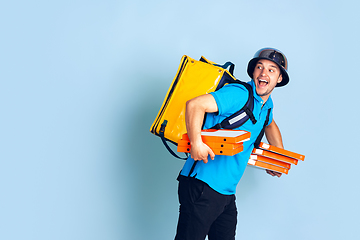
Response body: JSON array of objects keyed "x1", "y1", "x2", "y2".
[
  {"x1": 177, "y1": 144, "x2": 244, "y2": 156},
  {"x1": 178, "y1": 139, "x2": 243, "y2": 150},
  {"x1": 181, "y1": 129, "x2": 251, "y2": 144},
  {"x1": 257, "y1": 142, "x2": 305, "y2": 161},
  {"x1": 252, "y1": 148, "x2": 299, "y2": 165},
  {"x1": 249, "y1": 154, "x2": 291, "y2": 169},
  {"x1": 247, "y1": 159, "x2": 289, "y2": 174}
]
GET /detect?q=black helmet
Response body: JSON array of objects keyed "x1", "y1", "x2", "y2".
[{"x1": 247, "y1": 48, "x2": 289, "y2": 87}]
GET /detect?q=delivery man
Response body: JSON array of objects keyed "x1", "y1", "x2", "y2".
[{"x1": 174, "y1": 48, "x2": 289, "y2": 240}]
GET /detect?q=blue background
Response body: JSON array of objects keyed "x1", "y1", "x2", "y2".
[{"x1": 1, "y1": 1, "x2": 359, "y2": 239}]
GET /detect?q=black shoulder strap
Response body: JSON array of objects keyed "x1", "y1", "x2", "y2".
[
  {"x1": 254, "y1": 108, "x2": 272, "y2": 148},
  {"x1": 211, "y1": 81, "x2": 257, "y2": 130}
]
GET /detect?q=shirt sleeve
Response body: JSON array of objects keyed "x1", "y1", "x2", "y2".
[
  {"x1": 209, "y1": 83, "x2": 249, "y2": 116},
  {"x1": 267, "y1": 109, "x2": 273, "y2": 126}
]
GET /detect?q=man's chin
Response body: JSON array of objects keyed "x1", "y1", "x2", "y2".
[{"x1": 255, "y1": 88, "x2": 267, "y2": 97}]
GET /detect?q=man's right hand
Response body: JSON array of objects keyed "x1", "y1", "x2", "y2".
[{"x1": 189, "y1": 142, "x2": 215, "y2": 164}]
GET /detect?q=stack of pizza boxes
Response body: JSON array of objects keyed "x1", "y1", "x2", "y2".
[
  {"x1": 177, "y1": 129, "x2": 305, "y2": 175},
  {"x1": 248, "y1": 142, "x2": 305, "y2": 174},
  {"x1": 178, "y1": 129, "x2": 250, "y2": 156}
]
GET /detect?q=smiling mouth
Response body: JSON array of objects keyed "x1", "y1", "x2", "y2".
[{"x1": 258, "y1": 79, "x2": 268, "y2": 87}]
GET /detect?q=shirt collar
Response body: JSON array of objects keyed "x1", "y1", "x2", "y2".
[{"x1": 248, "y1": 80, "x2": 273, "y2": 109}]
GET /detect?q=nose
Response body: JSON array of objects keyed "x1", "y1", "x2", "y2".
[{"x1": 260, "y1": 67, "x2": 266, "y2": 76}]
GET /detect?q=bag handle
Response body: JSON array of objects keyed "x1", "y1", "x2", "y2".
[
  {"x1": 214, "y1": 61, "x2": 235, "y2": 75},
  {"x1": 199, "y1": 56, "x2": 235, "y2": 76},
  {"x1": 159, "y1": 120, "x2": 188, "y2": 160}
]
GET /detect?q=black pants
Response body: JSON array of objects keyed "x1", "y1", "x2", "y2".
[{"x1": 175, "y1": 175, "x2": 237, "y2": 240}]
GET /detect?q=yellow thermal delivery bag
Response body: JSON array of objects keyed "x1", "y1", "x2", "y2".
[{"x1": 150, "y1": 55, "x2": 237, "y2": 147}]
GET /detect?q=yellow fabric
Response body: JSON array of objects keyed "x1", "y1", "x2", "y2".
[{"x1": 150, "y1": 55, "x2": 236, "y2": 144}]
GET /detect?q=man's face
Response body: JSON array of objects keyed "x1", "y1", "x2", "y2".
[{"x1": 252, "y1": 59, "x2": 283, "y2": 101}]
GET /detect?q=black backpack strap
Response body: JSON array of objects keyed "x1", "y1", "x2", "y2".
[
  {"x1": 159, "y1": 120, "x2": 188, "y2": 160},
  {"x1": 254, "y1": 108, "x2": 272, "y2": 148},
  {"x1": 211, "y1": 81, "x2": 257, "y2": 130}
]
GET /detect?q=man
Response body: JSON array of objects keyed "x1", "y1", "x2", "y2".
[{"x1": 174, "y1": 48, "x2": 290, "y2": 240}]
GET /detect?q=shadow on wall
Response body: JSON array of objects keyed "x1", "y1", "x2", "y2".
[{"x1": 115, "y1": 78, "x2": 184, "y2": 240}]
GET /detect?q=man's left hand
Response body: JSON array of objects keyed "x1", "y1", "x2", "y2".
[{"x1": 266, "y1": 170, "x2": 282, "y2": 177}]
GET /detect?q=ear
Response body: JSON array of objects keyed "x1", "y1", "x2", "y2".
[{"x1": 277, "y1": 74, "x2": 283, "y2": 84}]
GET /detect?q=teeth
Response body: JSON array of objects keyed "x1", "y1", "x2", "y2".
[{"x1": 259, "y1": 79, "x2": 268, "y2": 83}]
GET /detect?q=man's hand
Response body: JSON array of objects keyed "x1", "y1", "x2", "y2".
[
  {"x1": 266, "y1": 169, "x2": 282, "y2": 177},
  {"x1": 190, "y1": 142, "x2": 215, "y2": 164}
]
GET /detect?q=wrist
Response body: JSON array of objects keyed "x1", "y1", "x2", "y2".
[{"x1": 190, "y1": 137, "x2": 203, "y2": 147}]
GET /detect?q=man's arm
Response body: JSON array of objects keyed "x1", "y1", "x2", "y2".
[
  {"x1": 185, "y1": 94, "x2": 218, "y2": 163},
  {"x1": 264, "y1": 119, "x2": 284, "y2": 177}
]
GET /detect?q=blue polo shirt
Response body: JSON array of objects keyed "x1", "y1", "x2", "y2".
[{"x1": 180, "y1": 80, "x2": 273, "y2": 195}]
